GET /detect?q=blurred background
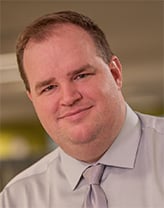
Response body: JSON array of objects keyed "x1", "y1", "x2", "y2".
[{"x1": 0, "y1": 0, "x2": 163, "y2": 191}]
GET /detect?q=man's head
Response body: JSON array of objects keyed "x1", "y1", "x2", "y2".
[
  {"x1": 16, "y1": 10, "x2": 113, "y2": 92},
  {"x1": 17, "y1": 11, "x2": 126, "y2": 162}
]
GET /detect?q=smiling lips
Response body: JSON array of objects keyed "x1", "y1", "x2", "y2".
[{"x1": 58, "y1": 106, "x2": 93, "y2": 120}]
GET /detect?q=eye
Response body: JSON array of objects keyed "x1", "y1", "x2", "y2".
[
  {"x1": 74, "y1": 73, "x2": 91, "y2": 80},
  {"x1": 41, "y1": 85, "x2": 57, "y2": 94}
]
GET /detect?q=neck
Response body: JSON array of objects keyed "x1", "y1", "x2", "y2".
[{"x1": 63, "y1": 102, "x2": 127, "y2": 163}]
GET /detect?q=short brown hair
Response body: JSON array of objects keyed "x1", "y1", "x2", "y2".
[{"x1": 16, "y1": 10, "x2": 113, "y2": 91}]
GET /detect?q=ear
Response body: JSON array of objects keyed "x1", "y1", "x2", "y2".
[
  {"x1": 109, "y1": 55, "x2": 123, "y2": 89},
  {"x1": 26, "y1": 90, "x2": 33, "y2": 102}
]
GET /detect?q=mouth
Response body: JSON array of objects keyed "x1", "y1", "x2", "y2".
[{"x1": 58, "y1": 106, "x2": 93, "y2": 120}]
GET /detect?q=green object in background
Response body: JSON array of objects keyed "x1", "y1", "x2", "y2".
[{"x1": 0, "y1": 122, "x2": 47, "y2": 160}]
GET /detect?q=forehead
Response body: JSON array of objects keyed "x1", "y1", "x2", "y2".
[
  {"x1": 24, "y1": 24, "x2": 97, "y2": 64},
  {"x1": 23, "y1": 24, "x2": 99, "y2": 78},
  {"x1": 26, "y1": 23, "x2": 95, "y2": 50}
]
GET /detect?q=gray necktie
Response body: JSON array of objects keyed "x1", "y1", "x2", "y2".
[{"x1": 82, "y1": 164, "x2": 108, "y2": 208}]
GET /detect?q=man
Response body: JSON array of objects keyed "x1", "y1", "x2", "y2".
[{"x1": 0, "y1": 11, "x2": 163, "y2": 208}]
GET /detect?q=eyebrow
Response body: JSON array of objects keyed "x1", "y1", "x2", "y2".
[
  {"x1": 35, "y1": 64, "x2": 95, "y2": 92},
  {"x1": 67, "y1": 64, "x2": 95, "y2": 77},
  {"x1": 35, "y1": 77, "x2": 56, "y2": 93}
]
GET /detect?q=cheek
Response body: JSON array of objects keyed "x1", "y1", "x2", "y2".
[
  {"x1": 87, "y1": 79, "x2": 114, "y2": 100},
  {"x1": 32, "y1": 98, "x2": 59, "y2": 123},
  {"x1": 93, "y1": 80, "x2": 121, "y2": 115},
  {"x1": 102, "y1": 76, "x2": 120, "y2": 97},
  {"x1": 32, "y1": 100, "x2": 60, "y2": 139}
]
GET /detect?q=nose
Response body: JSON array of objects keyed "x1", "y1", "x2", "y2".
[{"x1": 61, "y1": 83, "x2": 82, "y2": 106}]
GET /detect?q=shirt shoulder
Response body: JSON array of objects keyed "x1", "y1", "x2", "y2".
[
  {"x1": 137, "y1": 112, "x2": 164, "y2": 135},
  {"x1": 4, "y1": 147, "x2": 60, "y2": 189}
]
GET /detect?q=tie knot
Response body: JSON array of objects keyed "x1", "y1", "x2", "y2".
[{"x1": 83, "y1": 164, "x2": 105, "y2": 185}]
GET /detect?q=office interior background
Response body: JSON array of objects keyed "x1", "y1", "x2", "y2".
[{"x1": 0, "y1": 0, "x2": 163, "y2": 191}]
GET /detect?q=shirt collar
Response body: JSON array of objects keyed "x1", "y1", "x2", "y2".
[
  {"x1": 60, "y1": 148, "x2": 89, "y2": 190},
  {"x1": 98, "y1": 104, "x2": 141, "y2": 168},
  {"x1": 59, "y1": 104, "x2": 141, "y2": 190}
]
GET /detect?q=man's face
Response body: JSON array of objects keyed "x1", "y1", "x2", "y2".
[{"x1": 24, "y1": 24, "x2": 125, "y2": 162}]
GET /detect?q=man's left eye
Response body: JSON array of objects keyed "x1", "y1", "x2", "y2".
[{"x1": 74, "y1": 73, "x2": 90, "y2": 80}]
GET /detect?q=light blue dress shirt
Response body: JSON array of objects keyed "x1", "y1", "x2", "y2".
[{"x1": 0, "y1": 105, "x2": 164, "y2": 208}]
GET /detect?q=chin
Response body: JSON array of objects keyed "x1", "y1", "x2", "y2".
[
  {"x1": 68, "y1": 127, "x2": 97, "y2": 145},
  {"x1": 70, "y1": 136, "x2": 93, "y2": 145}
]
